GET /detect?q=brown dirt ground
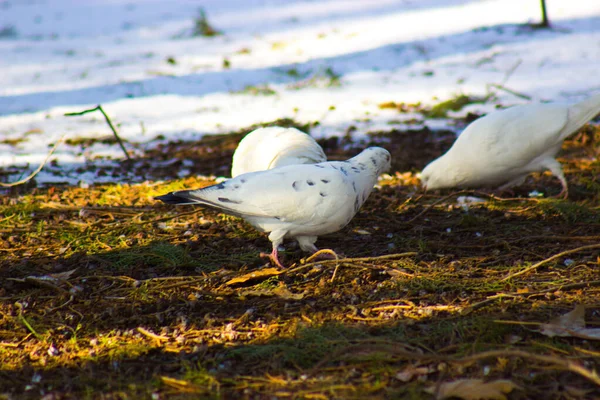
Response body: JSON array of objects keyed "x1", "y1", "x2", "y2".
[{"x1": 1, "y1": 120, "x2": 600, "y2": 399}]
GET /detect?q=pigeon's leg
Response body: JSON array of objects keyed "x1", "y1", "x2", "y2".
[
  {"x1": 542, "y1": 159, "x2": 568, "y2": 199},
  {"x1": 555, "y1": 186, "x2": 569, "y2": 200},
  {"x1": 260, "y1": 230, "x2": 287, "y2": 268},
  {"x1": 296, "y1": 236, "x2": 318, "y2": 254},
  {"x1": 260, "y1": 245, "x2": 285, "y2": 269}
]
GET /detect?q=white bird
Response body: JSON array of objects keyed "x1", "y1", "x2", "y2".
[
  {"x1": 231, "y1": 127, "x2": 327, "y2": 177},
  {"x1": 420, "y1": 93, "x2": 600, "y2": 198},
  {"x1": 156, "y1": 147, "x2": 391, "y2": 268}
]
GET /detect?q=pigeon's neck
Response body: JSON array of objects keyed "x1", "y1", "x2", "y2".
[
  {"x1": 349, "y1": 155, "x2": 384, "y2": 176},
  {"x1": 432, "y1": 154, "x2": 469, "y2": 187}
]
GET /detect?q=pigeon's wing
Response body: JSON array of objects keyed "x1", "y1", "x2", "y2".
[
  {"x1": 177, "y1": 164, "x2": 354, "y2": 223},
  {"x1": 458, "y1": 104, "x2": 569, "y2": 166}
]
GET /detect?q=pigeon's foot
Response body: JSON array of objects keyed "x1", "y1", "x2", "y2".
[
  {"x1": 551, "y1": 187, "x2": 569, "y2": 200},
  {"x1": 260, "y1": 248, "x2": 285, "y2": 269}
]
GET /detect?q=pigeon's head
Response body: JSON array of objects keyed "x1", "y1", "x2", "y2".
[
  {"x1": 420, "y1": 156, "x2": 462, "y2": 190},
  {"x1": 352, "y1": 147, "x2": 392, "y2": 176}
]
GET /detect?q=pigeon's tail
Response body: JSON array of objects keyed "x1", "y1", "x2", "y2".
[
  {"x1": 155, "y1": 192, "x2": 199, "y2": 205},
  {"x1": 155, "y1": 187, "x2": 248, "y2": 218},
  {"x1": 563, "y1": 92, "x2": 600, "y2": 138}
]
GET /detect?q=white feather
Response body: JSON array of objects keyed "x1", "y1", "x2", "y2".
[
  {"x1": 421, "y1": 93, "x2": 600, "y2": 196},
  {"x1": 231, "y1": 127, "x2": 326, "y2": 177}
]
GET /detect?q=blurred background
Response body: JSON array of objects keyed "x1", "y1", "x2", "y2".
[{"x1": 1, "y1": 0, "x2": 599, "y2": 185}]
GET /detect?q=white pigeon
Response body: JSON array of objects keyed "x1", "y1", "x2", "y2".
[
  {"x1": 231, "y1": 127, "x2": 327, "y2": 177},
  {"x1": 156, "y1": 147, "x2": 391, "y2": 268},
  {"x1": 420, "y1": 93, "x2": 600, "y2": 198}
]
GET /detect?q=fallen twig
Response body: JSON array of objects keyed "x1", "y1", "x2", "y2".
[
  {"x1": 533, "y1": 279, "x2": 600, "y2": 294},
  {"x1": 65, "y1": 105, "x2": 131, "y2": 160},
  {"x1": 487, "y1": 84, "x2": 533, "y2": 101},
  {"x1": 137, "y1": 327, "x2": 170, "y2": 342},
  {"x1": 0, "y1": 134, "x2": 66, "y2": 187},
  {"x1": 483, "y1": 59, "x2": 524, "y2": 101},
  {"x1": 501, "y1": 243, "x2": 600, "y2": 281},
  {"x1": 157, "y1": 278, "x2": 210, "y2": 291},
  {"x1": 405, "y1": 190, "x2": 537, "y2": 224},
  {"x1": 330, "y1": 252, "x2": 418, "y2": 263},
  {"x1": 6, "y1": 277, "x2": 69, "y2": 294},
  {"x1": 485, "y1": 59, "x2": 531, "y2": 101},
  {"x1": 286, "y1": 252, "x2": 417, "y2": 275},
  {"x1": 15, "y1": 302, "x2": 42, "y2": 340},
  {"x1": 510, "y1": 235, "x2": 600, "y2": 243},
  {"x1": 46, "y1": 295, "x2": 75, "y2": 313},
  {"x1": 461, "y1": 293, "x2": 527, "y2": 314},
  {"x1": 305, "y1": 249, "x2": 339, "y2": 264},
  {"x1": 452, "y1": 349, "x2": 600, "y2": 387},
  {"x1": 462, "y1": 279, "x2": 600, "y2": 314},
  {"x1": 310, "y1": 343, "x2": 600, "y2": 387}
]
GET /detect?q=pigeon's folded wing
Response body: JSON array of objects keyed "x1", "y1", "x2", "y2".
[{"x1": 178, "y1": 165, "x2": 354, "y2": 224}]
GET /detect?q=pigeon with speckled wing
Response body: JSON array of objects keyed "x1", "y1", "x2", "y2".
[
  {"x1": 420, "y1": 93, "x2": 600, "y2": 198},
  {"x1": 231, "y1": 127, "x2": 327, "y2": 177},
  {"x1": 156, "y1": 147, "x2": 391, "y2": 267}
]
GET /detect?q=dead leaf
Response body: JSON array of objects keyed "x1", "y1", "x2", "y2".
[
  {"x1": 496, "y1": 357, "x2": 509, "y2": 371},
  {"x1": 6, "y1": 269, "x2": 79, "y2": 293},
  {"x1": 426, "y1": 379, "x2": 520, "y2": 400},
  {"x1": 238, "y1": 285, "x2": 304, "y2": 300},
  {"x1": 160, "y1": 376, "x2": 204, "y2": 393},
  {"x1": 395, "y1": 365, "x2": 432, "y2": 382},
  {"x1": 47, "y1": 268, "x2": 77, "y2": 281},
  {"x1": 540, "y1": 305, "x2": 600, "y2": 340},
  {"x1": 8, "y1": 268, "x2": 77, "y2": 284},
  {"x1": 225, "y1": 268, "x2": 281, "y2": 286},
  {"x1": 237, "y1": 289, "x2": 273, "y2": 298},
  {"x1": 271, "y1": 285, "x2": 304, "y2": 300},
  {"x1": 385, "y1": 268, "x2": 414, "y2": 278}
]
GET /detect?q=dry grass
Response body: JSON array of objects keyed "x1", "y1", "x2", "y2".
[{"x1": 1, "y1": 121, "x2": 599, "y2": 399}]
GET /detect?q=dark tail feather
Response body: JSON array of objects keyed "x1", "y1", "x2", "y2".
[{"x1": 155, "y1": 192, "x2": 197, "y2": 205}]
